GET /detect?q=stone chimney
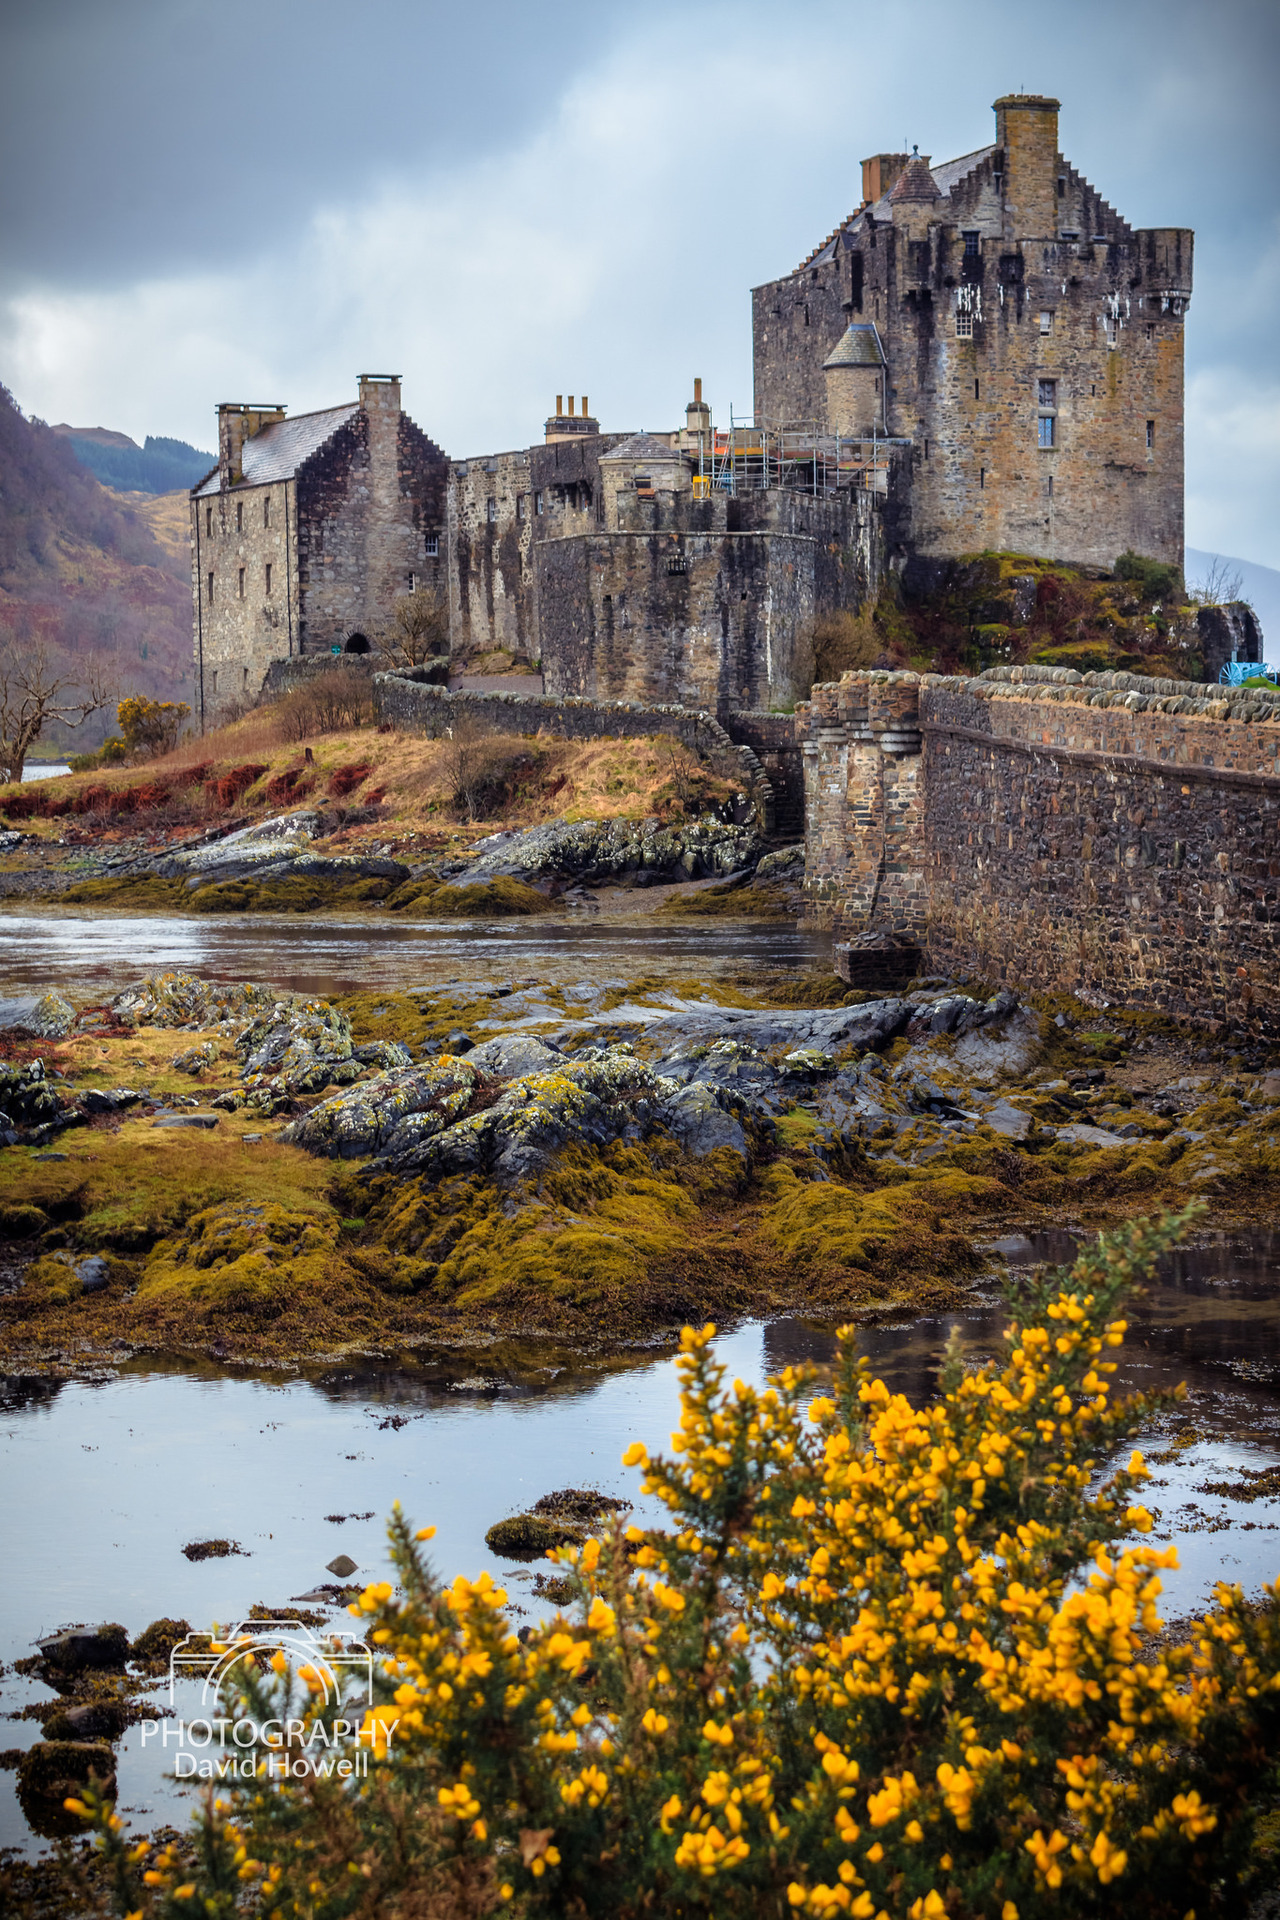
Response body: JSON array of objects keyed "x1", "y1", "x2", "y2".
[
  {"x1": 217, "y1": 402, "x2": 286, "y2": 488},
  {"x1": 861, "y1": 153, "x2": 910, "y2": 204},
  {"x1": 358, "y1": 373, "x2": 402, "y2": 420},
  {"x1": 544, "y1": 394, "x2": 599, "y2": 444},
  {"x1": 681, "y1": 377, "x2": 712, "y2": 452},
  {"x1": 992, "y1": 94, "x2": 1061, "y2": 238}
]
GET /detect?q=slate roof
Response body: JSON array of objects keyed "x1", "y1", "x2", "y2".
[
  {"x1": 889, "y1": 152, "x2": 943, "y2": 204},
  {"x1": 598, "y1": 433, "x2": 682, "y2": 463},
  {"x1": 192, "y1": 403, "x2": 359, "y2": 496},
  {"x1": 823, "y1": 324, "x2": 887, "y2": 370},
  {"x1": 786, "y1": 142, "x2": 999, "y2": 275}
]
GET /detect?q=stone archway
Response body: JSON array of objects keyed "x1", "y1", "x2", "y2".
[{"x1": 344, "y1": 633, "x2": 371, "y2": 655}]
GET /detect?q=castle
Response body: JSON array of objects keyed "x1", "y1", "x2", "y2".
[{"x1": 190, "y1": 92, "x2": 1192, "y2": 723}]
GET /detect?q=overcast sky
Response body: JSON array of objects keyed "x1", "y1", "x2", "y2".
[{"x1": 2, "y1": 0, "x2": 1277, "y2": 568}]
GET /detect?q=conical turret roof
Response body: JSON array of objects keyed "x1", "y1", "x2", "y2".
[{"x1": 889, "y1": 151, "x2": 941, "y2": 203}]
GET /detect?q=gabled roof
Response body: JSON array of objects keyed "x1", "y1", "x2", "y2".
[
  {"x1": 193, "y1": 402, "x2": 359, "y2": 496},
  {"x1": 781, "y1": 141, "x2": 1000, "y2": 277},
  {"x1": 823, "y1": 324, "x2": 887, "y2": 370}
]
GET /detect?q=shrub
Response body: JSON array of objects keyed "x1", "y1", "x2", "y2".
[
  {"x1": 1114, "y1": 550, "x2": 1183, "y2": 605},
  {"x1": 263, "y1": 767, "x2": 315, "y2": 807},
  {"x1": 63, "y1": 1209, "x2": 1280, "y2": 1917},
  {"x1": 276, "y1": 669, "x2": 373, "y2": 744},
  {"x1": 210, "y1": 762, "x2": 268, "y2": 808},
  {"x1": 328, "y1": 760, "x2": 373, "y2": 799},
  {"x1": 117, "y1": 694, "x2": 191, "y2": 758}
]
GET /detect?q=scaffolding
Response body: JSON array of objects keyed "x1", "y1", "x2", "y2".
[{"x1": 687, "y1": 414, "x2": 910, "y2": 500}]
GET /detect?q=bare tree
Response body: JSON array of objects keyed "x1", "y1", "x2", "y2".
[
  {"x1": 0, "y1": 641, "x2": 113, "y2": 785},
  {"x1": 377, "y1": 586, "x2": 450, "y2": 671},
  {"x1": 1189, "y1": 555, "x2": 1247, "y2": 608}
]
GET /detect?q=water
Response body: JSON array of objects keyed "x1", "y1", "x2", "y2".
[
  {"x1": 2, "y1": 1232, "x2": 1277, "y2": 1854},
  {"x1": 19, "y1": 765, "x2": 71, "y2": 783},
  {"x1": 0, "y1": 912, "x2": 832, "y2": 1000}
]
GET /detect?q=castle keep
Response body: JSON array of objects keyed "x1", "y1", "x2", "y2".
[
  {"x1": 753, "y1": 94, "x2": 1192, "y2": 571},
  {"x1": 189, "y1": 92, "x2": 1193, "y2": 725}
]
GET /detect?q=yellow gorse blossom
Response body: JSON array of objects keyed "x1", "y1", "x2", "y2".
[{"x1": 58, "y1": 1211, "x2": 1280, "y2": 1920}]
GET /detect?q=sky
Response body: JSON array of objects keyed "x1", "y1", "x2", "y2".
[{"x1": 2, "y1": 0, "x2": 1278, "y2": 569}]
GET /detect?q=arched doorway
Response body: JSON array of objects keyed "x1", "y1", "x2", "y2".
[{"x1": 344, "y1": 633, "x2": 370, "y2": 655}]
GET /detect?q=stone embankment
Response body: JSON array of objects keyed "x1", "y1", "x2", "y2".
[{"x1": 801, "y1": 662, "x2": 1280, "y2": 1028}]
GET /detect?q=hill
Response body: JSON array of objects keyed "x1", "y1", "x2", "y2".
[
  {"x1": 0, "y1": 383, "x2": 193, "y2": 750},
  {"x1": 50, "y1": 423, "x2": 215, "y2": 495}
]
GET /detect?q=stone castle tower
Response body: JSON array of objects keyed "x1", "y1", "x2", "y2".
[{"x1": 752, "y1": 95, "x2": 1193, "y2": 570}]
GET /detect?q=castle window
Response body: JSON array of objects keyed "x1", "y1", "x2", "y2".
[
  {"x1": 1146, "y1": 420, "x2": 1155, "y2": 449},
  {"x1": 980, "y1": 468, "x2": 985, "y2": 489},
  {"x1": 804, "y1": 304, "x2": 810, "y2": 326},
  {"x1": 425, "y1": 534, "x2": 439, "y2": 556},
  {"x1": 974, "y1": 378, "x2": 980, "y2": 399},
  {"x1": 265, "y1": 562, "x2": 272, "y2": 596},
  {"x1": 263, "y1": 495, "x2": 270, "y2": 529},
  {"x1": 1057, "y1": 176, "x2": 1066, "y2": 198},
  {"x1": 238, "y1": 567, "x2": 245, "y2": 598},
  {"x1": 236, "y1": 501, "x2": 243, "y2": 533},
  {"x1": 211, "y1": 670, "x2": 217, "y2": 693},
  {"x1": 487, "y1": 497, "x2": 498, "y2": 523},
  {"x1": 850, "y1": 252, "x2": 863, "y2": 309},
  {"x1": 207, "y1": 571, "x2": 214, "y2": 603},
  {"x1": 205, "y1": 505, "x2": 212, "y2": 537},
  {"x1": 516, "y1": 494, "x2": 525, "y2": 521},
  {"x1": 1038, "y1": 414, "x2": 1056, "y2": 449},
  {"x1": 956, "y1": 310, "x2": 973, "y2": 337},
  {"x1": 243, "y1": 667, "x2": 249, "y2": 688},
  {"x1": 962, "y1": 230, "x2": 980, "y2": 258},
  {"x1": 1039, "y1": 310, "x2": 1053, "y2": 333},
  {"x1": 535, "y1": 491, "x2": 544, "y2": 515},
  {"x1": 1038, "y1": 379, "x2": 1057, "y2": 407}
]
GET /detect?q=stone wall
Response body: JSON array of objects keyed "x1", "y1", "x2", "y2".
[
  {"x1": 191, "y1": 478, "x2": 298, "y2": 724},
  {"x1": 534, "y1": 484, "x2": 883, "y2": 716},
  {"x1": 448, "y1": 448, "x2": 536, "y2": 660},
  {"x1": 295, "y1": 394, "x2": 448, "y2": 655},
  {"x1": 724, "y1": 711, "x2": 803, "y2": 837},
  {"x1": 372, "y1": 671, "x2": 776, "y2": 830},
  {"x1": 801, "y1": 662, "x2": 1280, "y2": 1028},
  {"x1": 752, "y1": 95, "x2": 1191, "y2": 572}
]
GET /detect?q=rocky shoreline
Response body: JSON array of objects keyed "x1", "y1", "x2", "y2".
[{"x1": 2, "y1": 951, "x2": 1278, "y2": 1371}]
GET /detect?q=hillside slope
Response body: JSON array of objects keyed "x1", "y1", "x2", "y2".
[{"x1": 0, "y1": 384, "x2": 193, "y2": 748}]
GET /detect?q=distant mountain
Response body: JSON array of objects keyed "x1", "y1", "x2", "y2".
[
  {"x1": 1185, "y1": 547, "x2": 1280, "y2": 652},
  {"x1": 50, "y1": 422, "x2": 214, "y2": 496},
  {"x1": 0, "y1": 383, "x2": 193, "y2": 749}
]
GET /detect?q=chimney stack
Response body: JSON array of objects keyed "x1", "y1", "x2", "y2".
[
  {"x1": 992, "y1": 95, "x2": 1061, "y2": 237},
  {"x1": 217, "y1": 401, "x2": 286, "y2": 488}
]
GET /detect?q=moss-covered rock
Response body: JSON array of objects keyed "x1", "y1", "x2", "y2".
[
  {"x1": 484, "y1": 1513, "x2": 586, "y2": 1558},
  {"x1": 140, "y1": 1200, "x2": 345, "y2": 1317}
]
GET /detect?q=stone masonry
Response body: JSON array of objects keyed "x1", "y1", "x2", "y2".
[
  {"x1": 191, "y1": 376, "x2": 447, "y2": 723},
  {"x1": 801, "y1": 665, "x2": 1280, "y2": 1029},
  {"x1": 753, "y1": 95, "x2": 1192, "y2": 571}
]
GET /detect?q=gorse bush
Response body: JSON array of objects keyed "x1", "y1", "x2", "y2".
[{"x1": 65, "y1": 1211, "x2": 1280, "y2": 1917}]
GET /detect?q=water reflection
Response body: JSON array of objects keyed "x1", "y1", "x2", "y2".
[
  {"x1": 0, "y1": 912, "x2": 832, "y2": 999},
  {"x1": 2, "y1": 1232, "x2": 1277, "y2": 1854}
]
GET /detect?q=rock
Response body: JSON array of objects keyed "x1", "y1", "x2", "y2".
[
  {"x1": 25, "y1": 991, "x2": 76, "y2": 1039},
  {"x1": 0, "y1": 1200, "x2": 49, "y2": 1236},
  {"x1": 0, "y1": 1059, "x2": 64, "y2": 1133},
  {"x1": 449, "y1": 815, "x2": 764, "y2": 889},
  {"x1": 661, "y1": 1083, "x2": 750, "y2": 1161},
  {"x1": 781, "y1": 1048, "x2": 836, "y2": 1076},
  {"x1": 238, "y1": 998, "x2": 358, "y2": 1110},
  {"x1": 112, "y1": 972, "x2": 283, "y2": 1032},
  {"x1": 352, "y1": 1040, "x2": 414, "y2": 1070},
  {"x1": 646, "y1": 997, "x2": 913, "y2": 1056},
  {"x1": 326, "y1": 1554, "x2": 358, "y2": 1578},
  {"x1": 181, "y1": 1538, "x2": 246, "y2": 1561},
  {"x1": 79, "y1": 1087, "x2": 144, "y2": 1114},
  {"x1": 171, "y1": 1042, "x2": 218, "y2": 1074},
  {"x1": 280, "y1": 1059, "x2": 477, "y2": 1159},
  {"x1": 18, "y1": 1740, "x2": 116, "y2": 1807},
  {"x1": 1056, "y1": 1122, "x2": 1126, "y2": 1148},
  {"x1": 484, "y1": 1514, "x2": 584, "y2": 1559},
  {"x1": 950, "y1": 1005, "x2": 1045, "y2": 1086},
  {"x1": 210, "y1": 1090, "x2": 242, "y2": 1111},
  {"x1": 152, "y1": 1113, "x2": 220, "y2": 1129},
  {"x1": 445, "y1": 1030, "x2": 474, "y2": 1053},
  {"x1": 985, "y1": 1100, "x2": 1034, "y2": 1142},
  {"x1": 47, "y1": 1700, "x2": 130, "y2": 1741},
  {"x1": 37, "y1": 1624, "x2": 130, "y2": 1671},
  {"x1": 754, "y1": 845, "x2": 804, "y2": 881},
  {"x1": 466, "y1": 1034, "x2": 564, "y2": 1079}
]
